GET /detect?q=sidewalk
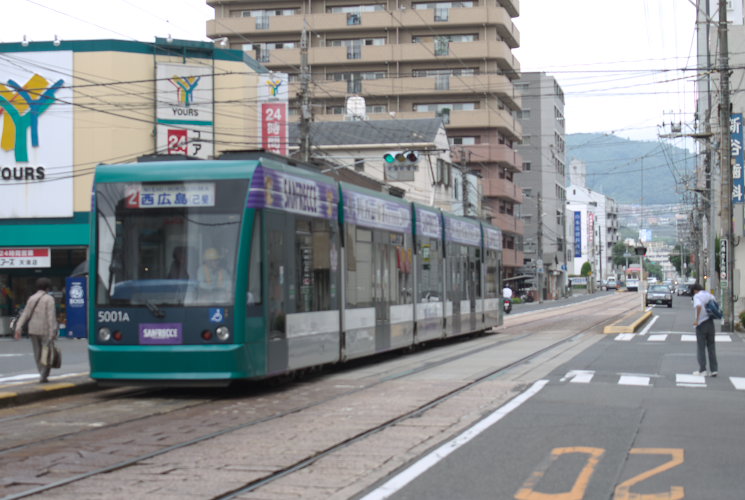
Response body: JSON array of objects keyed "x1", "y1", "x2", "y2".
[{"x1": 0, "y1": 336, "x2": 99, "y2": 409}]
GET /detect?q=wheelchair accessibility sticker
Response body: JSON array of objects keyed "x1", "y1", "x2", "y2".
[{"x1": 209, "y1": 308, "x2": 225, "y2": 323}]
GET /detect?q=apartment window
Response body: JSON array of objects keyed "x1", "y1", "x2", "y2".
[
  {"x1": 413, "y1": 102, "x2": 476, "y2": 112},
  {"x1": 234, "y1": 8, "x2": 299, "y2": 17},
  {"x1": 328, "y1": 38, "x2": 385, "y2": 47},
  {"x1": 519, "y1": 109, "x2": 530, "y2": 119},
  {"x1": 449, "y1": 136, "x2": 477, "y2": 145},
  {"x1": 414, "y1": 34, "x2": 478, "y2": 43},
  {"x1": 354, "y1": 158, "x2": 365, "y2": 172},
  {"x1": 413, "y1": 2, "x2": 474, "y2": 9},
  {"x1": 327, "y1": 71, "x2": 386, "y2": 81},
  {"x1": 434, "y1": 37, "x2": 449, "y2": 56},
  {"x1": 521, "y1": 136, "x2": 531, "y2": 145},
  {"x1": 499, "y1": 200, "x2": 514, "y2": 215},
  {"x1": 347, "y1": 13, "x2": 361, "y2": 25},
  {"x1": 328, "y1": 4, "x2": 386, "y2": 13},
  {"x1": 412, "y1": 68, "x2": 477, "y2": 77},
  {"x1": 366, "y1": 104, "x2": 387, "y2": 114},
  {"x1": 522, "y1": 161, "x2": 531, "y2": 171},
  {"x1": 327, "y1": 106, "x2": 346, "y2": 115},
  {"x1": 503, "y1": 235, "x2": 515, "y2": 250}
]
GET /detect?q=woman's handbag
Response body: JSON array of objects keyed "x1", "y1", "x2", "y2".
[{"x1": 42, "y1": 341, "x2": 62, "y2": 369}]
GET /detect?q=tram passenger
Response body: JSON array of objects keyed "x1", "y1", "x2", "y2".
[
  {"x1": 167, "y1": 246, "x2": 190, "y2": 279},
  {"x1": 197, "y1": 248, "x2": 230, "y2": 299}
]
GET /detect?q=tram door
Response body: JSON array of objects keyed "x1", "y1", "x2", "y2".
[
  {"x1": 373, "y1": 230, "x2": 391, "y2": 351},
  {"x1": 266, "y1": 212, "x2": 289, "y2": 374}
]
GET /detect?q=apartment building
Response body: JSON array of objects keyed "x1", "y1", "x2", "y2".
[
  {"x1": 515, "y1": 72, "x2": 567, "y2": 299},
  {"x1": 206, "y1": 0, "x2": 525, "y2": 275}
]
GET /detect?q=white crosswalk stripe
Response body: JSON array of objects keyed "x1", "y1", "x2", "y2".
[
  {"x1": 557, "y1": 370, "x2": 745, "y2": 390},
  {"x1": 613, "y1": 333, "x2": 735, "y2": 342}
]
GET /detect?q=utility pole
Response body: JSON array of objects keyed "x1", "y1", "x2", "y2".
[
  {"x1": 298, "y1": 22, "x2": 311, "y2": 163},
  {"x1": 537, "y1": 191, "x2": 543, "y2": 303},
  {"x1": 461, "y1": 148, "x2": 469, "y2": 216},
  {"x1": 718, "y1": 0, "x2": 734, "y2": 331}
]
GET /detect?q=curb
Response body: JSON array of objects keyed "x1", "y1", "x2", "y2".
[
  {"x1": 603, "y1": 310, "x2": 653, "y2": 334},
  {"x1": 0, "y1": 376, "x2": 100, "y2": 409}
]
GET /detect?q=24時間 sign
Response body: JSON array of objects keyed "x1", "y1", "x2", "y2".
[{"x1": 0, "y1": 248, "x2": 51, "y2": 268}]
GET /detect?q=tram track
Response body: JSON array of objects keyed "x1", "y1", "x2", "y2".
[{"x1": 0, "y1": 293, "x2": 640, "y2": 500}]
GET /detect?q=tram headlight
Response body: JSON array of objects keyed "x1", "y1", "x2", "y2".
[
  {"x1": 216, "y1": 326, "x2": 230, "y2": 341},
  {"x1": 98, "y1": 327, "x2": 111, "y2": 342}
]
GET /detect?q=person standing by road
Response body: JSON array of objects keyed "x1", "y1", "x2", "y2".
[
  {"x1": 691, "y1": 282, "x2": 718, "y2": 377},
  {"x1": 13, "y1": 277, "x2": 59, "y2": 383}
]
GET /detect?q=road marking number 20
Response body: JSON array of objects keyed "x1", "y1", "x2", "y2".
[{"x1": 514, "y1": 447, "x2": 684, "y2": 500}]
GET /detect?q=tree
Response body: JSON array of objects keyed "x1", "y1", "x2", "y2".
[
  {"x1": 580, "y1": 261, "x2": 592, "y2": 277},
  {"x1": 669, "y1": 244, "x2": 692, "y2": 277}
]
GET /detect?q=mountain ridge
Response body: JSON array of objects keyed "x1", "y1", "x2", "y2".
[{"x1": 566, "y1": 133, "x2": 696, "y2": 205}]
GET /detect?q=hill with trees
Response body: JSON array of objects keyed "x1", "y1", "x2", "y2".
[{"x1": 566, "y1": 133, "x2": 697, "y2": 205}]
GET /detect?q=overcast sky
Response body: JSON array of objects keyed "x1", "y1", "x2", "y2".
[{"x1": 4, "y1": 0, "x2": 698, "y2": 145}]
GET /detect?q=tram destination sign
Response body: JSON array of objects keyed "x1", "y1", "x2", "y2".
[
  {"x1": 124, "y1": 183, "x2": 215, "y2": 209},
  {"x1": 0, "y1": 248, "x2": 51, "y2": 268}
]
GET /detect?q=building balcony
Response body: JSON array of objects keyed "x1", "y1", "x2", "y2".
[
  {"x1": 463, "y1": 143, "x2": 523, "y2": 171},
  {"x1": 502, "y1": 248, "x2": 524, "y2": 269},
  {"x1": 481, "y1": 177, "x2": 523, "y2": 204},
  {"x1": 489, "y1": 211, "x2": 524, "y2": 236},
  {"x1": 380, "y1": 110, "x2": 522, "y2": 141},
  {"x1": 237, "y1": 40, "x2": 519, "y2": 78},
  {"x1": 207, "y1": 6, "x2": 520, "y2": 48},
  {"x1": 291, "y1": 73, "x2": 520, "y2": 110}
]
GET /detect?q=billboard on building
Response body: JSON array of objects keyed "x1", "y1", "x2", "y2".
[
  {"x1": 156, "y1": 63, "x2": 214, "y2": 159},
  {"x1": 0, "y1": 51, "x2": 73, "y2": 218},
  {"x1": 731, "y1": 113, "x2": 743, "y2": 204},
  {"x1": 258, "y1": 73, "x2": 289, "y2": 156}
]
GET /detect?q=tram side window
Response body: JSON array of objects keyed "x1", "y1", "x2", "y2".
[
  {"x1": 389, "y1": 232, "x2": 412, "y2": 305},
  {"x1": 247, "y1": 215, "x2": 262, "y2": 305},
  {"x1": 418, "y1": 238, "x2": 442, "y2": 301},
  {"x1": 485, "y1": 249, "x2": 499, "y2": 298},
  {"x1": 470, "y1": 246, "x2": 481, "y2": 299},
  {"x1": 346, "y1": 226, "x2": 373, "y2": 307},
  {"x1": 448, "y1": 243, "x2": 466, "y2": 301},
  {"x1": 295, "y1": 217, "x2": 335, "y2": 312}
]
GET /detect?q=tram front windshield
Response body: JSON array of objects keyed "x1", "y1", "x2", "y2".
[{"x1": 95, "y1": 180, "x2": 248, "y2": 307}]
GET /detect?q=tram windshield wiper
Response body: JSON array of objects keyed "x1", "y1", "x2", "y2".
[{"x1": 145, "y1": 300, "x2": 166, "y2": 318}]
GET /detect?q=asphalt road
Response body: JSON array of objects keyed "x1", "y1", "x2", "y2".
[{"x1": 375, "y1": 294, "x2": 745, "y2": 500}]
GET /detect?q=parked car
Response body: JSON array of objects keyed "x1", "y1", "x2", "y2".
[{"x1": 646, "y1": 284, "x2": 673, "y2": 307}]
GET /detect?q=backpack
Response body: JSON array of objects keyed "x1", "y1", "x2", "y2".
[{"x1": 705, "y1": 298, "x2": 723, "y2": 320}]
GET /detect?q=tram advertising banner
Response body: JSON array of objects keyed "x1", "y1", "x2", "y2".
[
  {"x1": 156, "y1": 63, "x2": 214, "y2": 159},
  {"x1": 65, "y1": 277, "x2": 87, "y2": 338},
  {"x1": 247, "y1": 166, "x2": 338, "y2": 220}
]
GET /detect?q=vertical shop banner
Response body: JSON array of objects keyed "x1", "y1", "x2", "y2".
[
  {"x1": 156, "y1": 63, "x2": 214, "y2": 159},
  {"x1": 65, "y1": 277, "x2": 87, "y2": 338},
  {"x1": 261, "y1": 102, "x2": 288, "y2": 155},
  {"x1": 574, "y1": 211, "x2": 582, "y2": 258},
  {"x1": 731, "y1": 113, "x2": 743, "y2": 204},
  {"x1": 0, "y1": 51, "x2": 73, "y2": 218},
  {"x1": 258, "y1": 73, "x2": 289, "y2": 156}
]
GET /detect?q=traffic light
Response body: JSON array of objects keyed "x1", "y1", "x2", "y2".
[{"x1": 383, "y1": 151, "x2": 419, "y2": 166}]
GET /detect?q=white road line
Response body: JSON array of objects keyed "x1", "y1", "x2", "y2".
[
  {"x1": 560, "y1": 370, "x2": 595, "y2": 383},
  {"x1": 731, "y1": 377, "x2": 745, "y2": 390},
  {"x1": 638, "y1": 315, "x2": 659, "y2": 335},
  {"x1": 648, "y1": 334, "x2": 668, "y2": 342},
  {"x1": 676, "y1": 374, "x2": 706, "y2": 387},
  {"x1": 715, "y1": 335, "x2": 732, "y2": 342},
  {"x1": 359, "y1": 379, "x2": 549, "y2": 500},
  {"x1": 615, "y1": 333, "x2": 635, "y2": 341},
  {"x1": 681, "y1": 335, "x2": 697, "y2": 342},
  {"x1": 618, "y1": 375, "x2": 650, "y2": 386}
]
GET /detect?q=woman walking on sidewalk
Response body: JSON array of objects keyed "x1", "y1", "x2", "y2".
[{"x1": 13, "y1": 277, "x2": 58, "y2": 383}]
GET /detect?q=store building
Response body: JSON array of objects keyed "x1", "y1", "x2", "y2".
[{"x1": 0, "y1": 37, "x2": 272, "y2": 334}]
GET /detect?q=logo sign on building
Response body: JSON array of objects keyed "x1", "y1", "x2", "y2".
[
  {"x1": 259, "y1": 72, "x2": 289, "y2": 156},
  {"x1": 0, "y1": 248, "x2": 51, "y2": 268},
  {"x1": 65, "y1": 276, "x2": 87, "y2": 338},
  {"x1": 574, "y1": 211, "x2": 582, "y2": 258},
  {"x1": 156, "y1": 63, "x2": 214, "y2": 159},
  {"x1": 731, "y1": 113, "x2": 743, "y2": 204},
  {"x1": 0, "y1": 51, "x2": 74, "y2": 219}
]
